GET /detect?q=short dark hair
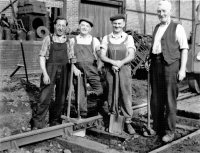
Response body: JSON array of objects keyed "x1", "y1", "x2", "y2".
[{"x1": 54, "y1": 16, "x2": 68, "y2": 26}]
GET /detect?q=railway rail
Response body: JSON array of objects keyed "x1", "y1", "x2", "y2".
[{"x1": 0, "y1": 88, "x2": 199, "y2": 152}]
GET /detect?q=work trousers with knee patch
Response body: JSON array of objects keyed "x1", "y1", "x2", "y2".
[{"x1": 73, "y1": 62, "x2": 103, "y2": 115}]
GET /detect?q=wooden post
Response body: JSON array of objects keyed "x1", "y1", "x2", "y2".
[{"x1": 63, "y1": 0, "x2": 67, "y2": 18}]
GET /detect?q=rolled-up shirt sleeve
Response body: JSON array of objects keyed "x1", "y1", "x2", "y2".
[
  {"x1": 101, "y1": 35, "x2": 108, "y2": 51},
  {"x1": 176, "y1": 24, "x2": 189, "y2": 50},
  {"x1": 93, "y1": 37, "x2": 101, "y2": 58},
  {"x1": 39, "y1": 35, "x2": 51, "y2": 59},
  {"x1": 93, "y1": 37, "x2": 100, "y2": 51},
  {"x1": 125, "y1": 35, "x2": 136, "y2": 51}
]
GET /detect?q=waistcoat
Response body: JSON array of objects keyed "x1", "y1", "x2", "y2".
[{"x1": 151, "y1": 21, "x2": 180, "y2": 64}]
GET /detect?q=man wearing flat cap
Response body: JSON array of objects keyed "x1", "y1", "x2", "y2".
[
  {"x1": 100, "y1": 14, "x2": 136, "y2": 134},
  {"x1": 70, "y1": 18, "x2": 107, "y2": 118},
  {"x1": 31, "y1": 16, "x2": 72, "y2": 129}
]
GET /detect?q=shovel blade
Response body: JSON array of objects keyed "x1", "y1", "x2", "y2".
[{"x1": 109, "y1": 114, "x2": 124, "y2": 134}]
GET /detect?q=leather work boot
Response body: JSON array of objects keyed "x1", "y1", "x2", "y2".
[
  {"x1": 80, "y1": 112, "x2": 88, "y2": 118},
  {"x1": 162, "y1": 133, "x2": 175, "y2": 143},
  {"x1": 124, "y1": 123, "x2": 136, "y2": 135},
  {"x1": 143, "y1": 127, "x2": 156, "y2": 137},
  {"x1": 31, "y1": 127, "x2": 38, "y2": 130},
  {"x1": 49, "y1": 121, "x2": 61, "y2": 127}
]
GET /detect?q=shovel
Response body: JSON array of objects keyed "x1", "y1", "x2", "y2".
[
  {"x1": 62, "y1": 57, "x2": 76, "y2": 122},
  {"x1": 143, "y1": 69, "x2": 155, "y2": 137},
  {"x1": 109, "y1": 70, "x2": 125, "y2": 134}
]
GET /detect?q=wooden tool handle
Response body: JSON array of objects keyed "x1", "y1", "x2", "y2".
[
  {"x1": 67, "y1": 63, "x2": 74, "y2": 118},
  {"x1": 114, "y1": 71, "x2": 119, "y2": 116}
]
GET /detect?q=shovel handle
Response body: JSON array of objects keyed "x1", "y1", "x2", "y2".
[
  {"x1": 20, "y1": 40, "x2": 29, "y2": 83},
  {"x1": 114, "y1": 70, "x2": 119, "y2": 115},
  {"x1": 77, "y1": 75, "x2": 81, "y2": 119},
  {"x1": 147, "y1": 69, "x2": 151, "y2": 129},
  {"x1": 67, "y1": 63, "x2": 74, "y2": 118}
]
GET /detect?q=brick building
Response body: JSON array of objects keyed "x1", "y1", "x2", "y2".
[
  {"x1": 0, "y1": 0, "x2": 197, "y2": 37},
  {"x1": 0, "y1": 0, "x2": 198, "y2": 75}
]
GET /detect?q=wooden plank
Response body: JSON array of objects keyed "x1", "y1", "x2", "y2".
[
  {"x1": 79, "y1": 0, "x2": 122, "y2": 38},
  {"x1": 79, "y1": 2, "x2": 119, "y2": 38},
  {"x1": 56, "y1": 137, "x2": 132, "y2": 153},
  {"x1": 87, "y1": 127, "x2": 131, "y2": 140},
  {"x1": 82, "y1": 0, "x2": 123, "y2": 6}
]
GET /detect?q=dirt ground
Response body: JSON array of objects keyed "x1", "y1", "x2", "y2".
[
  {"x1": 0, "y1": 73, "x2": 148, "y2": 136},
  {"x1": 0, "y1": 73, "x2": 200, "y2": 153},
  {"x1": 161, "y1": 133, "x2": 200, "y2": 153},
  {"x1": 86, "y1": 116, "x2": 200, "y2": 153}
]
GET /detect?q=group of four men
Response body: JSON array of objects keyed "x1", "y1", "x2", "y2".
[{"x1": 31, "y1": 0, "x2": 189, "y2": 143}]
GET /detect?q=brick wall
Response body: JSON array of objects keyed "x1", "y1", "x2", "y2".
[
  {"x1": 66, "y1": 0, "x2": 79, "y2": 32},
  {"x1": 0, "y1": 40, "x2": 42, "y2": 75}
]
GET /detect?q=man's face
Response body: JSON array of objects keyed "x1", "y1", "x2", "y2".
[
  {"x1": 112, "y1": 19, "x2": 125, "y2": 33},
  {"x1": 79, "y1": 21, "x2": 91, "y2": 35},
  {"x1": 157, "y1": 3, "x2": 171, "y2": 24},
  {"x1": 54, "y1": 19, "x2": 67, "y2": 36}
]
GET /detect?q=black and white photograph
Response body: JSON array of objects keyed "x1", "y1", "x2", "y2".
[{"x1": 0, "y1": 0, "x2": 200, "y2": 152}]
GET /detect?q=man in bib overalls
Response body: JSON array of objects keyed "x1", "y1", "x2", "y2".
[
  {"x1": 31, "y1": 16, "x2": 72, "y2": 129},
  {"x1": 100, "y1": 14, "x2": 136, "y2": 134},
  {"x1": 71, "y1": 18, "x2": 107, "y2": 118}
]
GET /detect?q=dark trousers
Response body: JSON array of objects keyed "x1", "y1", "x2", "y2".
[
  {"x1": 32, "y1": 63, "x2": 69, "y2": 128},
  {"x1": 150, "y1": 55, "x2": 179, "y2": 134},
  {"x1": 106, "y1": 65, "x2": 133, "y2": 122},
  {"x1": 73, "y1": 62, "x2": 103, "y2": 114}
]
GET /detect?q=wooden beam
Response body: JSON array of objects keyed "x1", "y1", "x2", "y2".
[
  {"x1": 56, "y1": 136, "x2": 132, "y2": 153},
  {"x1": 126, "y1": 8, "x2": 193, "y2": 22},
  {"x1": 0, "y1": 123, "x2": 74, "y2": 151},
  {"x1": 81, "y1": 0, "x2": 123, "y2": 6},
  {"x1": 149, "y1": 129, "x2": 200, "y2": 153},
  {"x1": 144, "y1": 0, "x2": 147, "y2": 34},
  {"x1": 192, "y1": 0, "x2": 196, "y2": 33}
]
